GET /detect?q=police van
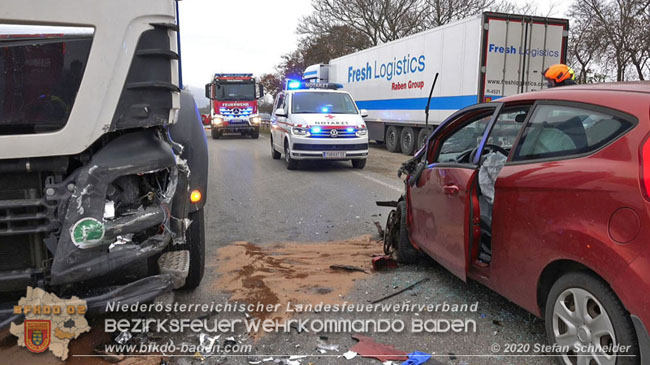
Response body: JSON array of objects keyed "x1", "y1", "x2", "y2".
[{"x1": 269, "y1": 81, "x2": 369, "y2": 170}]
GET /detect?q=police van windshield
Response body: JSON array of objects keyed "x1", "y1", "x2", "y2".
[
  {"x1": 291, "y1": 92, "x2": 358, "y2": 114},
  {"x1": 215, "y1": 83, "x2": 255, "y2": 101}
]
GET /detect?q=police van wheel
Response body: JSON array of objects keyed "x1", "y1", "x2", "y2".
[
  {"x1": 351, "y1": 159, "x2": 366, "y2": 169},
  {"x1": 386, "y1": 126, "x2": 402, "y2": 153},
  {"x1": 251, "y1": 129, "x2": 259, "y2": 139},
  {"x1": 400, "y1": 127, "x2": 416, "y2": 155},
  {"x1": 211, "y1": 128, "x2": 221, "y2": 139},
  {"x1": 285, "y1": 141, "x2": 298, "y2": 170},
  {"x1": 271, "y1": 137, "x2": 281, "y2": 159},
  {"x1": 417, "y1": 128, "x2": 430, "y2": 152}
]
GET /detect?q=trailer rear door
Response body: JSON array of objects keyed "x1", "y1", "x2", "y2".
[{"x1": 480, "y1": 13, "x2": 568, "y2": 102}]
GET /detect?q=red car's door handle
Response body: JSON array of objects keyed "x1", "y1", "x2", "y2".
[{"x1": 443, "y1": 185, "x2": 459, "y2": 196}]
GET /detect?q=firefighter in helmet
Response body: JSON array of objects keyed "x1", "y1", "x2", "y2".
[{"x1": 543, "y1": 64, "x2": 576, "y2": 88}]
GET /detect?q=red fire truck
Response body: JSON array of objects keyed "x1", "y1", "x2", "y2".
[{"x1": 204, "y1": 73, "x2": 263, "y2": 139}]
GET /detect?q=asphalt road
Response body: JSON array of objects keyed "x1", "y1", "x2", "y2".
[{"x1": 167, "y1": 133, "x2": 555, "y2": 365}]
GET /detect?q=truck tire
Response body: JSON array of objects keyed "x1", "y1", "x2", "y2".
[
  {"x1": 417, "y1": 128, "x2": 430, "y2": 152},
  {"x1": 351, "y1": 159, "x2": 366, "y2": 169},
  {"x1": 181, "y1": 208, "x2": 205, "y2": 289},
  {"x1": 400, "y1": 127, "x2": 416, "y2": 155},
  {"x1": 284, "y1": 140, "x2": 298, "y2": 170},
  {"x1": 251, "y1": 129, "x2": 259, "y2": 139},
  {"x1": 386, "y1": 126, "x2": 402, "y2": 153},
  {"x1": 395, "y1": 201, "x2": 420, "y2": 264},
  {"x1": 211, "y1": 128, "x2": 221, "y2": 139},
  {"x1": 544, "y1": 271, "x2": 639, "y2": 365},
  {"x1": 270, "y1": 137, "x2": 281, "y2": 159}
]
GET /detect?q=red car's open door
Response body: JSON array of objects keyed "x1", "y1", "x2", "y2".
[{"x1": 407, "y1": 105, "x2": 500, "y2": 281}]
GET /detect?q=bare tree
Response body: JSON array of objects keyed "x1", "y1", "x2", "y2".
[{"x1": 571, "y1": 0, "x2": 650, "y2": 81}]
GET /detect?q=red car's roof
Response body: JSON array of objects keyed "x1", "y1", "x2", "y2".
[{"x1": 498, "y1": 81, "x2": 650, "y2": 103}]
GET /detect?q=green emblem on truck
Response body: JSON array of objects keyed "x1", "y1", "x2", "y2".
[{"x1": 70, "y1": 218, "x2": 105, "y2": 248}]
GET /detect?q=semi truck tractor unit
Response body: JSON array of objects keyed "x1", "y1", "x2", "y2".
[
  {"x1": 303, "y1": 12, "x2": 569, "y2": 155},
  {"x1": 0, "y1": 0, "x2": 208, "y2": 329},
  {"x1": 205, "y1": 73, "x2": 264, "y2": 139}
]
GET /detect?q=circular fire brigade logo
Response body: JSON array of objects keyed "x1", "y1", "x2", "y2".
[{"x1": 330, "y1": 129, "x2": 339, "y2": 138}]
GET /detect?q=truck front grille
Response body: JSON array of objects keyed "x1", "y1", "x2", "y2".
[
  {"x1": 0, "y1": 236, "x2": 34, "y2": 271},
  {"x1": 0, "y1": 199, "x2": 57, "y2": 235}
]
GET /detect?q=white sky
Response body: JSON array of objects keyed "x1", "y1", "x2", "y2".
[{"x1": 179, "y1": 0, "x2": 313, "y2": 89}]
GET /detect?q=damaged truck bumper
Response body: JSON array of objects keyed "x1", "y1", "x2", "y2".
[{"x1": 0, "y1": 274, "x2": 174, "y2": 330}]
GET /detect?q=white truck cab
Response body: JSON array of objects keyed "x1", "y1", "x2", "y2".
[{"x1": 270, "y1": 82, "x2": 369, "y2": 170}]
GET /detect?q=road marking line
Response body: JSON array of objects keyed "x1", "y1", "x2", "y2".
[{"x1": 351, "y1": 171, "x2": 402, "y2": 193}]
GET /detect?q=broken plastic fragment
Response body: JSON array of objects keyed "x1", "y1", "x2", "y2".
[
  {"x1": 402, "y1": 351, "x2": 432, "y2": 365},
  {"x1": 115, "y1": 330, "x2": 132, "y2": 345},
  {"x1": 343, "y1": 351, "x2": 357, "y2": 359},
  {"x1": 350, "y1": 335, "x2": 408, "y2": 362},
  {"x1": 317, "y1": 338, "x2": 340, "y2": 352}
]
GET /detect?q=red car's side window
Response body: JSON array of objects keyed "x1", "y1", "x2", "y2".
[{"x1": 512, "y1": 104, "x2": 636, "y2": 162}]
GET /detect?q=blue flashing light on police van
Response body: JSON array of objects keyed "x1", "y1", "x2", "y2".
[
  {"x1": 321, "y1": 107, "x2": 329, "y2": 113},
  {"x1": 346, "y1": 127, "x2": 354, "y2": 132},
  {"x1": 287, "y1": 80, "x2": 301, "y2": 89},
  {"x1": 311, "y1": 127, "x2": 322, "y2": 133}
]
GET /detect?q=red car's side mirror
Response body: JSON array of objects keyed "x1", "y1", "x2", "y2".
[{"x1": 201, "y1": 114, "x2": 210, "y2": 126}]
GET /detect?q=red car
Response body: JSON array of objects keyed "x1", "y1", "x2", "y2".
[{"x1": 394, "y1": 82, "x2": 650, "y2": 364}]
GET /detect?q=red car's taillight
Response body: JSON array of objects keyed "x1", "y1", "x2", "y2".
[{"x1": 641, "y1": 134, "x2": 650, "y2": 201}]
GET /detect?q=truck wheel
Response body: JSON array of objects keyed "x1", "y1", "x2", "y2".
[
  {"x1": 211, "y1": 128, "x2": 221, "y2": 139},
  {"x1": 251, "y1": 129, "x2": 259, "y2": 139},
  {"x1": 386, "y1": 126, "x2": 402, "y2": 153},
  {"x1": 351, "y1": 159, "x2": 366, "y2": 169},
  {"x1": 395, "y1": 201, "x2": 420, "y2": 264},
  {"x1": 284, "y1": 140, "x2": 298, "y2": 170},
  {"x1": 400, "y1": 127, "x2": 416, "y2": 155},
  {"x1": 181, "y1": 208, "x2": 205, "y2": 289},
  {"x1": 417, "y1": 128, "x2": 431, "y2": 152},
  {"x1": 544, "y1": 272, "x2": 639, "y2": 365},
  {"x1": 270, "y1": 137, "x2": 281, "y2": 159}
]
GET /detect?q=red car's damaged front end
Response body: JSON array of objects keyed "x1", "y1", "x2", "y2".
[{"x1": 393, "y1": 82, "x2": 650, "y2": 363}]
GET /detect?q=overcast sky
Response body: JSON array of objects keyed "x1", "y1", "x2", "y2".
[{"x1": 178, "y1": 0, "x2": 313, "y2": 90}]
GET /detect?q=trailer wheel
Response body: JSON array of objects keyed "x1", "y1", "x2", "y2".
[
  {"x1": 386, "y1": 126, "x2": 402, "y2": 153},
  {"x1": 400, "y1": 127, "x2": 416, "y2": 155},
  {"x1": 417, "y1": 128, "x2": 431, "y2": 152},
  {"x1": 211, "y1": 128, "x2": 221, "y2": 139}
]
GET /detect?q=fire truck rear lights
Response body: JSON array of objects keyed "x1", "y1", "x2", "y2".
[{"x1": 190, "y1": 189, "x2": 202, "y2": 203}]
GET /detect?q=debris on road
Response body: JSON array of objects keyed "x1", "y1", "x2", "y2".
[
  {"x1": 115, "y1": 330, "x2": 132, "y2": 345},
  {"x1": 330, "y1": 264, "x2": 368, "y2": 274},
  {"x1": 370, "y1": 278, "x2": 429, "y2": 304},
  {"x1": 350, "y1": 335, "x2": 408, "y2": 362},
  {"x1": 402, "y1": 351, "x2": 432, "y2": 365},
  {"x1": 343, "y1": 350, "x2": 358, "y2": 360},
  {"x1": 373, "y1": 221, "x2": 385, "y2": 237},
  {"x1": 372, "y1": 255, "x2": 399, "y2": 271},
  {"x1": 316, "y1": 338, "x2": 340, "y2": 352}
]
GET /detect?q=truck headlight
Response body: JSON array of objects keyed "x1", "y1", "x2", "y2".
[
  {"x1": 356, "y1": 127, "x2": 368, "y2": 137},
  {"x1": 212, "y1": 116, "x2": 224, "y2": 126},
  {"x1": 250, "y1": 116, "x2": 262, "y2": 124},
  {"x1": 291, "y1": 127, "x2": 310, "y2": 136}
]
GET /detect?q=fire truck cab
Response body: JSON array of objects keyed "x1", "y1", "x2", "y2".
[{"x1": 205, "y1": 73, "x2": 263, "y2": 139}]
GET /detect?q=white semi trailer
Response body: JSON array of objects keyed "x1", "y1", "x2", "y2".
[{"x1": 303, "y1": 12, "x2": 569, "y2": 154}]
